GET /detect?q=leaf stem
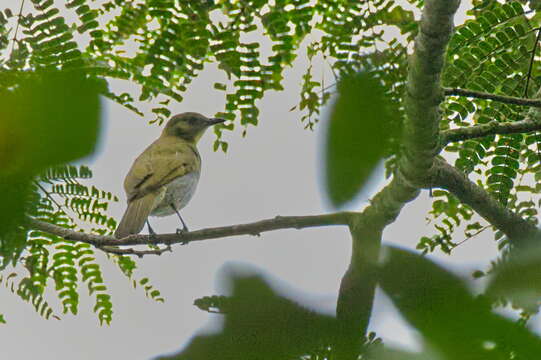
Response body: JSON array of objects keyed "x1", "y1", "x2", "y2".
[
  {"x1": 443, "y1": 87, "x2": 541, "y2": 108},
  {"x1": 9, "y1": 0, "x2": 26, "y2": 57}
]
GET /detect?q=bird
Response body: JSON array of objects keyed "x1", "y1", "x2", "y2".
[{"x1": 114, "y1": 112, "x2": 225, "y2": 239}]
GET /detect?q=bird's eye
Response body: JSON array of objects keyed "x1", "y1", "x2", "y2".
[{"x1": 188, "y1": 117, "x2": 196, "y2": 124}]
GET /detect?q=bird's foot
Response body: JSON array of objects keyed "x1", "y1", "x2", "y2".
[
  {"x1": 146, "y1": 226, "x2": 159, "y2": 243},
  {"x1": 146, "y1": 220, "x2": 158, "y2": 240},
  {"x1": 176, "y1": 227, "x2": 189, "y2": 245},
  {"x1": 147, "y1": 232, "x2": 158, "y2": 242}
]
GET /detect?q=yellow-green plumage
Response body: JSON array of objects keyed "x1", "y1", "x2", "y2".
[
  {"x1": 114, "y1": 193, "x2": 157, "y2": 239},
  {"x1": 114, "y1": 112, "x2": 224, "y2": 239}
]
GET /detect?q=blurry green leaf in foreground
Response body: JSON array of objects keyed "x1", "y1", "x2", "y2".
[
  {"x1": 158, "y1": 271, "x2": 343, "y2": 360},
  {"x1": 378, "y1": 246, "x2": 541, "y2": 360},
  {"x1": 0, "y1": 71, "x2": 101, "y2": 267},
  {"x1": 369, "y1": 347, "x2": 437, "y2": 360},
  {"x1": 379, "y1": 5, "x2": 416, "y2": 33},
  {"x1": 0, "y1": 71, "x2": 101, "y2": 175},
  {"x1": 486, "y1": 246, "x2": 541, "y2": 314},
  {"x1": 325, "y1": 70, "x2": 396, "y2": 207}
]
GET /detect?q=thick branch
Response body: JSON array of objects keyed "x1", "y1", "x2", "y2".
[
  {"x1": 443, "y1": 87, "x2": 541, "y2": 108},
  {"x1": 335, "y1": 1, "x2": 461, "y2": 355},
  {"x1": 431, "y1": 158, "x2": 541, "y2": 245},
  {"x1": 336, "y1": 174, "x2": 420, "y2": 355},
  {"x1": 400, "y1": 0, "x2": 461, "y2": 186},
  {"x1": 440, "y1": 118, "x2": 541, "y2": 144},
  {"x1": 27, "y1": 212, "x2": 354, "y2": 248}
]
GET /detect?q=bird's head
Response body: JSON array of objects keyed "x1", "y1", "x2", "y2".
[{"x1": 162, "y1": 112, "x2": 225, "y2": 143}]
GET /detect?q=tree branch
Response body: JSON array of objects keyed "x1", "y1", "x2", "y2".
[
  {"x1": 27, "y1": 212, "x2": 354, "y2": 249},
  {"x1": 333, "y1": 157, "x2": 478, "y2": 354},
  {"x1": 336, "y1": 174, "x2": 419, "y2": 353},
  {"x1": 430, "y1": 157, "x2": 541, "y2": 245},
  {"x1": 440, "y1": 118, "x2": 541, "y2": 144},
  {"x1": 399, "y1": 0, "x2": 461, "y2": 186},
  {"x1": 334, "y1": 2, "x2": 462, "y2": 357},
  {"x1": 443, "y1": 87, "x2": 541, "y2": 108}
]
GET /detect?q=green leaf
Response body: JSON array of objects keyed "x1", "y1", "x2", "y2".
[
  {"x1": 378, "y1": 6, "x2": 415, "y2": 34},
  {"x1": 160, "y1": 271, "x2": 344, "y2": 360},
  {"x1": 379, "y1": 246, "x2": 541, "y2": 359},
  {"x1": 214, "y1": 82, "x2": 227, "y2": 91},
  {"x1": 324, "y1": 70, "x2": 396, "y2": 207},
  {"x1": 1, "y1": 70, "x2": 101, "y2": 176},
  {"x1": 486, "y1": 246, "x2": 541, "y2": 313},
  {"x1": 0, "y1": 70, "x2": 101, "y2": 266}
]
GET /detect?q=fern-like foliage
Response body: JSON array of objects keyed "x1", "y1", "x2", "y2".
[
  {"x1": 1, "y1": 0, "x2": 539, "y2": 327},
  {"x1": 0, "y1": 0, "x2": 445, "y2": 324},
  {"x1": 0, "y1": 160, "x2": 161, "y2": 324},
  {"x1": 0, "y1": 9, "x2": 9, "y2": 54},
  {"x1": 0, "y1": 271, "x2": 57, "y2": 321},
  {"x1": 23, "y1": 169, "x2": 115, "y2": 323},
  {"x1": 22, "y1": 0, "x2": 84, "y2": 69},
  {"x1": 77, "y1": 0, "x2": 416, "y2": 137},
  {"x1": 2, "y1": 0, "x2": 417, "y2": 141},
  {"x1": 420, "y1": 1, "x2": 541, "y2": 254},
  {"x1": 35, "y1": 164, "x2": 165, "y2": 324}
]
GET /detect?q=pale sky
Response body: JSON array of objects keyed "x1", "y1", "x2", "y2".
[{"x1": 1, "y1": 1, "x2": 529, "y2": 359}]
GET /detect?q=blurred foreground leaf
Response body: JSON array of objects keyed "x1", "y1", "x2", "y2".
[
  {"x1": 379, "y1": 246, "x2": 541, "y2": 360},
  {"x1": 369, "y1": 347, "x2": 438, "y2": 360},
  {"x1": 158, "y1": 272, "x2": 344, "y2": 360},
  {"x1": 0, "y1": 70, "x2": 101, "y2": 267},
  {"x1": 1, "y1": 71, "x2": 101, "y2": 175},
  {"x1": 325, "y1": 70, "x2": 396, "y2": 207},
  {"x1": 486, "y1": 246, "x2": 541, "y2": 314}
]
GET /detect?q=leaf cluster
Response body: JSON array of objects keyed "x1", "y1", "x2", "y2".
[
  {"x1": 420, "y1": 1, "x2": 541, "y2": 259},
  {"x1": 185, "y1": 246, "x2": 541, "y2": 360},
  {"x1": 0, "y1": 0, "x2": 417, "y2": 325}
]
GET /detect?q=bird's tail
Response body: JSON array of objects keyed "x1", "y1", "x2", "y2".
[{"x1": 114, "y1": 193, "x2": 156, "y2": 239}]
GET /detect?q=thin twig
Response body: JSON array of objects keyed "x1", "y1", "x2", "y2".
[
  {"x1": 33, "y1": 181, "x2": 63, "y2": 211},
  {"x1": 524, "y1": 27, "x2": 541, "y2": 163},
  {"x1": 440, "y1": 118, "x2": 541, "y2": 145},
  {"x1": 27, "y1": 212, "x2": 354, "y2": 249},
  {"x1": 325, "y1": 55, "x2": 339, "y2": 82},
  {"x1": 443, "y1": 87, "x2": 541, "y2": 108},
  {"x1": 454, "y1": 225, "x2": 490, "y2": 248},
  {"x1": 9, "y1": 0, "x2": 26, "y2": 56},
  {"x1": 524, "y1": 27, "x2": 541, "y2": 98},
  {"x1": 320, "y1": 81, "x2": 337, "y2": 94}
]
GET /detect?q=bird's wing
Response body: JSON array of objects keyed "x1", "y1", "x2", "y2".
[{"x1": 123, "y1": 138, "x2": 200, "y2": 202}]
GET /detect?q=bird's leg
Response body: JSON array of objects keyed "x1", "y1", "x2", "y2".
[
  {"x1": 147, "y1": 220, "x2": 157, "y2": 237},
  {"x1": 146, "y1": 220, "x2": 166, "y2": 249},
  {"x1": 170, "y1": 204, "x2": 189, "y2": 232},
  {"x1": 170, "y1": 204, "x2": 189, "y2": 244}
]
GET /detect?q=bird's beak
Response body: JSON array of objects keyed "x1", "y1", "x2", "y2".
[{"x1": 207, "y1": 117, "x2": 226, "y2": 126}]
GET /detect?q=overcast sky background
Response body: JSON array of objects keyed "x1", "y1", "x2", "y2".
[{"x1": 2, "y1": 1, "x2": 536, "y2": 359}]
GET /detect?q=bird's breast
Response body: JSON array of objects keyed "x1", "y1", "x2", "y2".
[{"x1": 150, "y1": 171, "x2": 201, "y2": 217}]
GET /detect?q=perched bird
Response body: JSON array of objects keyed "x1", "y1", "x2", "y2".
[{"x1": 114, "y1": 112, "x2": 225, "y2": 239}]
